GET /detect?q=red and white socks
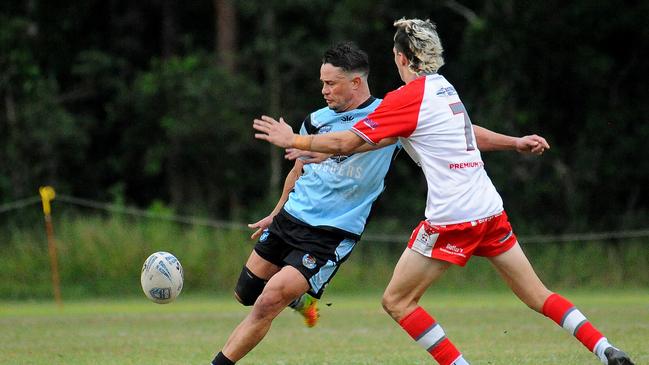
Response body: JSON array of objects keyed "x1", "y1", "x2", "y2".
[
  {"x1": 399, "y1": 306, "x2": 469, "y2": 365},
  {"x1": 542, "y1": 293, "x2": 614, "y2": 364},
  {"x1": 399, "y1": 297, "x2": 620, "y2": 364}
]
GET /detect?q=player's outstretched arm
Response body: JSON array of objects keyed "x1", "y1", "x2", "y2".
[
  {"x1": 253, "y1": 115, "x2": 366, "y2": 154},
  {"x1": 284, "y1": 137, "x2": 398, "y2": 162},
  {"x1": 247, "y1": 158, "x2": 304, "y2": 239},
  {"x1": 473, "y1": 125, "x2": 550, "y2": 155},
  {"x1": 284, "y1": 149, "x2": 331, "y2": 164},
  {"x1": 515, "y1": 134, "x2": 550, "y2": 154}
]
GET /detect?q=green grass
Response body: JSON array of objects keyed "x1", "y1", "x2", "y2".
[{"x1": 1, "y1": 290, "x2": 648, "y2": 364}]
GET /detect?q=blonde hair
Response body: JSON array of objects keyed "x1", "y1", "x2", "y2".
[{"x1": 393, "y1": 18, "x2": 445, "y2": 74}]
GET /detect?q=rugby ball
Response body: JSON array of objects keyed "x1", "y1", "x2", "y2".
[{"x1": 140, "y1": 251, "x2": 184, "y2": 304}]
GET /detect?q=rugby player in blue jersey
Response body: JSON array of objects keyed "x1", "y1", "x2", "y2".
[
  {"x1": 211, "y1": 42, "x2": 548, "y2": 365},
  {"x1": 253, "y1": 19, "x2": 634, "y2": 365}
]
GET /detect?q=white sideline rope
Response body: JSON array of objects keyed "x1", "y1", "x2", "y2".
[
  {"x1": 55, "y1": 194, "x2": 248, "y2": 230},
  {"x1": 0, "y1": 196, "x2": 41, "y2": 213},
  {"x1": 1, "y1": 195, "x2": 648, "y2": 244}
]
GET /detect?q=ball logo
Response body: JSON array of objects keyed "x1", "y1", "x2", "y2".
[
  {"x1": 149, "y1": 287, "x2": 171, "y2": 300},
  {"x1": 302, "y1": 254, "x2": 317, "y2": 269}
]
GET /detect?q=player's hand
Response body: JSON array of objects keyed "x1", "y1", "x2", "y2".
[
  {"x1": 253, "y1": 115, "x2": 295, "y2": 148},
  {"x1": 515, "y1": 134, "x2": 550, "y2": 155},
  {"x1": 248, "y1": 215, "x2": 274, "y2": 240},
  {"x1": 285, "y1": 148, "x2": 331, "y2": 164}
]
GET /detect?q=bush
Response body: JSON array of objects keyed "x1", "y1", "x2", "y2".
[{"x1": 1, "y1": 215, "x2": 647, "y2": 299}]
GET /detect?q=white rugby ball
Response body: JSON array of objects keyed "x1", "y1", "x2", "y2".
[{"x1": 140, "y1": 251, "x2": 184, "y2": 304}]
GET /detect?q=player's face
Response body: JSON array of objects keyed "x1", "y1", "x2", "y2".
[{"x1": 320, "y1": 63, "x2": 356, "y2": 112}]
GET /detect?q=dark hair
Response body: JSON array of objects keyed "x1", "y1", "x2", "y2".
[
  {"x1": 322, "y1": 42, "x2": 369, "y2": 76},
  {"x1": 393, "y1": 28, "x2": 415, "y2": 62}
]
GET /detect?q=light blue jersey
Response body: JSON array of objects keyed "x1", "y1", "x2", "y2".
[{"x1": 283, "y1": 97, "x2": 400, "y2": 238}]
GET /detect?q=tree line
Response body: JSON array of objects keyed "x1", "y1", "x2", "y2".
[{"x1": 1, "y1": 0, "x2": 647, "y2": 234}]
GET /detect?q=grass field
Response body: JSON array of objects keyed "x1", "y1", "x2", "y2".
[{"x1": 1, "y1": 290, "x2": 647, "y2": 364}]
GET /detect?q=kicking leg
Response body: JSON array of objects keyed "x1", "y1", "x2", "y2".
[
  {"x1": 288, "y1": 292, "x2": 319, "y2": 327},
  {"x1": 489, "y1": 242, "x2": 634, "y2": 365},
  {"x1": 382, "y1": 248, "x2": 469, "y2": 365},
  {"x1": 233, "y1": 251, "x2": 281, "y2": 306},
  {"x1": 213, "y1": 265, "x2": 309, "y2": 364},
  {"x1": 235, "y1": 251, "x2": 318, "y2": 327}
]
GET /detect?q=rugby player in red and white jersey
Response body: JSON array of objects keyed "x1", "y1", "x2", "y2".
[{"x1": 253, "y1": 18, "x2": 634, "y2": 365}]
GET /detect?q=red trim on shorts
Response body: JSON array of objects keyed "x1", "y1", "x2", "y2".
[{"x1": 407, "y1": 211, "x2": 517, "y2": 266}]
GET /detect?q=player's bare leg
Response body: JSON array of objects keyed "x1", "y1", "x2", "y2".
[
  {"x1": 382, "y1": 248, "x2": 450, "y2": 320},
  {"x1": 489, "y1": 242, "x2": 634, "y2": 365},
  {"x1": 216, "y1": 266, "x2": 309, "y2": 364},
  {"x1": 234, "y1": 250, "x2": 320, "y2": 327},
  {"x1": 243, "y1": 251, "x2": 281, "y2": 280},
  {"x1": 232, "y1": 251, "x2": 281, "y2": 307},
  {"x1": 382, "y1": 249, "x2": 470, "y2": 365},
  {"x1": 487, "y1": 242, "x2": 551, "y2": 311}
]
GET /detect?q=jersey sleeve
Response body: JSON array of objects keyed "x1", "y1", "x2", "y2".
[
  {"x1": 351, "y1": 81, "x2": 424, "y2": 145},
  {"x1": 300, "y1": 114, "x2": 317, "y2": 136}
]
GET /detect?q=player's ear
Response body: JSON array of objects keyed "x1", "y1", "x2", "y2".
[
  {"x1": 393, "y1": 47, "x2": 405, "y2": 66},
  {"x1": 397, "y1": 52, "x2": 408, "y2": 67},
  {"x1": 351, "y1": 75, "x2": 362, "y2": 89}
]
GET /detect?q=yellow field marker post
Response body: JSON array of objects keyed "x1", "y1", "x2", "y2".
[{"x1": 39, "y1": 186, "x2": 62, "y2": 306}]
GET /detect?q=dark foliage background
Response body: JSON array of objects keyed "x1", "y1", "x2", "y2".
[{"x1": 1, "y1": 0, "x2": 647, "y2": 235}]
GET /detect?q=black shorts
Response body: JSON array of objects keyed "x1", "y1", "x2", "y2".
[{"x1": 254, "y1": 210, "x2": 358, "y2": 299}]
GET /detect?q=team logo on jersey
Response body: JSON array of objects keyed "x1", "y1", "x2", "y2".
[
  {"x1": 317, "y1": 125, "x2": 332, "y2": 134},
  {"x1": 436, "y1": 86, "x2": 457, "y2": 97},
  {"x1": 302, "y1": 254, "x2": 317, "y2": 269},
  {"x1": 341, "y1": 115, "x2": 355, "y2": 123},
  {"x1": 259, "y1": 230, "x2": 269, "y2": 242},
  {"x1": 411, "y1": 224, "x2": 439, "y2": 256},
  {"x1": 363, "y1": 118, "x2": 378, "y2": 130}
]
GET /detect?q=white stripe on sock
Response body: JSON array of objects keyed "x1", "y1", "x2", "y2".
[
  {"x1": 416, "y1": 323, "x2": 446, "y2": 351},
  {"x1": 452, "y1": 354, "x2": 470, "y2": 365},
  {"x1": 562, "y1": 308, "x2": 587, "y2": 335},
  {"x1": 593, "y1": 337, "x2": 611, "y2": 364}
]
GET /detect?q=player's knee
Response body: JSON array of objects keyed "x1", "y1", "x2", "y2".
[
  {"x1": 249, "y1": 287, "x2": 288, "y2": 320},
  {"x1": 234, "y1": 266, "x2": 266, "y2": 306},
  {"x1": 381, "y1": 292, "x2": 400, "y2": 318},
  {"x1": 382, "y1": 292, "x2": 415, "y2": 321},
  {"x1": 255, "y1": 289, "x2": 282, "y2": 310}
]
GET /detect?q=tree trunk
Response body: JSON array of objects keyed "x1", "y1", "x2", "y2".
[
  {"x1": 214, "y1": 0, "x2": 237, "y2": 71},
  {"x1": 262, "y1": 10, "x2": 282, "y2": 199},
  {"x1": 160, "y1": 0, "x2": 182, "y2": 207}
]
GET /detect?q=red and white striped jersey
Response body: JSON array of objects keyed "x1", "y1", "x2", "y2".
[{"x1": 351, "y1": 74, "x2": 503, "y2": 224}]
